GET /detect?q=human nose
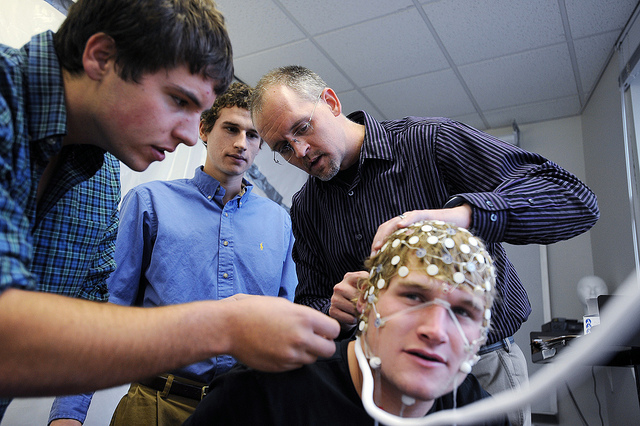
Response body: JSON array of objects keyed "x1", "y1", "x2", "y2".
[
  {"x1": 174, "y1": 114, "x2": 200, "y2": 147},
  {"x1": 234, "y1": 133, "x2": 248, "y2": 151},
  {"x1": 417, "y1": 304, "x2": 450, "y2": 343},
  {"x1": 291, "y1": 138, "x2": 309, "y2": 158}
]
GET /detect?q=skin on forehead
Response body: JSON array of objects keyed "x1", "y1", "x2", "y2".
[
  {"x1": 363, "y1": 260, "x2": 487, "y2": 330},
  {"x1": 253, "y1": 85, "x2": 310, "y2": 149}
]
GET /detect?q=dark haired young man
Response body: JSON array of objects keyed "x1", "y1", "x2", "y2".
[{"x1": 0, "y1": 1, "x2": 338, "y2": 420}]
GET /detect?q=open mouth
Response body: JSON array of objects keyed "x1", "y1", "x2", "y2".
[
  {"x1": 406, "y1": 350, "x2": 444, "y2": 364},
  {"x1": 308, "y1": 154, "x2": 322, "y2": 170}
]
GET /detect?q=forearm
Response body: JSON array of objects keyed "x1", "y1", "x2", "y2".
[
  {"x1": 460, "y1": 167, "x2": 599, "y2": 245},
  {"x1": 0, "y1": 288, "x2": 231, "y2": 397},
  {"x1": 0, "y1": 289, "x2": 339, "y2": 398}
]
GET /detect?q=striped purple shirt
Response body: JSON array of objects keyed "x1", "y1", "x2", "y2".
[{"x1": 291, "y1": 111, "x2": 599, "y2": 345}]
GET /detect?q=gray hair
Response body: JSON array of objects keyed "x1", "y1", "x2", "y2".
[{"x1": 250, "y1": 65, "x2": 326, "y2": 119}]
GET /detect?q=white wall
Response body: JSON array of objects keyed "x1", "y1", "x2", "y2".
[{"x1": 583, "y1": 50, "x2": 636, "y2": 289}]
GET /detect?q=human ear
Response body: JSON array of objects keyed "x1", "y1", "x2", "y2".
[
  {"x1": 322, "y1": 87, "x2": 342, "y2": 117},
  {"x1": 82, "y1": 33, "x2": 117, "y2": 81},
  {"x1": 198, "y1": 121, "x2": 208, "y2": 142}
]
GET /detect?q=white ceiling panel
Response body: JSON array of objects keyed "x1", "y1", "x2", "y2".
[
  {"x1": 574, "y1": 31, "x2": 621, "y2": 93},
  {"x1": 216, "y1": 0, "x2": 305, "y2": 57},
  {"x1": 422, "y1": 0, "x2": 565, "y2": 65},
  {"x1": 483, "y1": 96, "x2": 582, "y2": 129},
  {"x1": 363, "y1": 69, "x2": 476, "y2": 119},
  {"x1": 460, "y1": 44, "x2": 577, "y2": 111},
  {"x1": 565, "y1": 0, "x2": 637, "y2": 39},
  {"x1": 215, "y1": 0, "x2": 638, "y2": 131},
  {"x1": 233, "y1": 40, "x2": 354, "y2": 92},
  {"x1": 276, "y1": 0, "x2": 415, "y2": 36},
  {"x1": 335, "y1": 89, "x2": 385, "y2": 122},
  {"x1": 314, "y1": 8, "x2": 449, "y2": 87}
]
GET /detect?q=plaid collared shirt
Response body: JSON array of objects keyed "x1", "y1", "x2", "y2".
[{"x1": 0, "y1": 31, "x2": 120, "y2": 299}]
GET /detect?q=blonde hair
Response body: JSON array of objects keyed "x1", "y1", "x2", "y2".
[{"x1": 358, "y1": 220, "x2": 496, "y2": 333}]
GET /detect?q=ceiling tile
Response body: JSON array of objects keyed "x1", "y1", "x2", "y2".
[
  {"x1": 483, "y1": 96, "x2": 581, "y2": 129},
  {"x1": 216, "y1": 0, "x2": 305, "y2": 57},
  {"x1": 334, "y1": 90, "x2": 385, "y2": 122},
  {"x1": 422, "y1": 0, "x2": 565, "y2": 65},
  {"x1": 277, "y1": 0, "x2": 414, "y2": 36},
  {"x1": 574, "y1": 31, "x2": 620, "y2": 93},
  {"x1": 233, "y1": 39, "x2": 354, "y2": 92},
  {"x1": 460, "y1": 44, "x2": 577, "y2": 111},
  {"x1": 314, "y1": 8, "x2": 449, "y2": 87},
  {"x1": 565, "y1": 0, "x2": 637, "y2": 38},
  {"x1": 362, "y1": 69, "x2": 477, "y2": 119}
]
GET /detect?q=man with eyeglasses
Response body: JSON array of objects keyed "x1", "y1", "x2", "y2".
[{"x1": 250, "y1": 65, "x2": 599, "y2": 426}]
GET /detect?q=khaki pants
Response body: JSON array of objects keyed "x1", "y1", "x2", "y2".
[
  {"x1": 110, "y1": 380, "x2": 200, "y2": 426},
  {"x1": 472, "y1": 342, "x2": 531, "y2": 426}
]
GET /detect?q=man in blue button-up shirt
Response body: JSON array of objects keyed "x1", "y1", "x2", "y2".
[{"x1": 50, "y1": 82, "x2": 299, "y2": 425}]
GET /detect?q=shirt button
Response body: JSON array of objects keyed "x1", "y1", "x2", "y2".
[
  {"x1": 490, "y1": 213, "x2": 497, "y2": 222},
  {"x1": 207, "y1": 195, "x2": 212, "y2": 200},
  {"x1": 223, "y1": 241, "x2": 229, "y2": 246},
  {"x1": 355, "y1": 234, "x2": 362, "y2": 241},
  {"x1": 528, "y1": 198, "x2": 534, "y2": 204},
  {"x1": 223, "y1": 273, "x2": 229, "y2": 278},
  {"x1": 225, "y1": 213, "x2": 229, "y2": 217},
  {"x1": 485, "y1": 200, "x2": 494, "y2": 208},
  {"x1": 348, "y1": 190, "x2": 354, "y2": 196}
]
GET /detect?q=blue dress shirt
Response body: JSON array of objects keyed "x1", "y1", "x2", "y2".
[{"x1": 50, "y1": 166, "x2": 297, "y2": 423}]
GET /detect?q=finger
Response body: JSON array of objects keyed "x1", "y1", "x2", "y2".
[
  {"x1": 306, "y1": 331, "x2": 339, "y2": 358},
  {"x1": 329, "y1": 305, "x2": 357, "y2": 326},
  {"x1": 309, "y1": 310, "x2": 340, "y2": 340}
]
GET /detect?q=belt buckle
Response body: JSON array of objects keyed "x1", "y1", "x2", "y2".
[{"x1": 201, "y1": 385, "x2": 209, "y2": 400}]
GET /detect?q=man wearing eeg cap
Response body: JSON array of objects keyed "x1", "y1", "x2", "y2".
[{"x1": 184, "y1": 220, "x2": 510, "y2": 426}]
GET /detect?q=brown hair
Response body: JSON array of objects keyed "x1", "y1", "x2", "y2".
[{"x1": 54, "y1": 0, "x2": 233, "y2": 95}]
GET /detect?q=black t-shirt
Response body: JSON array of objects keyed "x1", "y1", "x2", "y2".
[{"x1": 183, "y1": 339, "x2": 511, "y2": 426}]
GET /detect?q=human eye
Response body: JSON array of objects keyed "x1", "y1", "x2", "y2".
[
  {"x1": 278, "y1": 142, "x2": 294, "y2": 155},
  {"x1": 294, "y1": 120, "x2": 312, "y2": 137},
  {"x1": 225, "y1": 125, "x2": 240, "y2": 134},
  {"x1": 452, "y1": 304, "x2": 482, "y2": 323},
  {"x1": 400, "y1": 291, "x2": 425, "y2": 305},
  {"x1": 171, "y1": 95, "x2": 189, "y2": 108}
]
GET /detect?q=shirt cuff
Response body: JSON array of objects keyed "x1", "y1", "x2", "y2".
[
  {"x1": 48, "y1": 393, "x2": 94, "y2": 425},
  {"x1": 452, "y1": 193, "x2": 508, "y2": 242}
]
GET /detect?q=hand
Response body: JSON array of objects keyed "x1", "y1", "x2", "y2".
[
  {"x1": 329, "y1": 271, "x2": 368, "y2": 332},
  {"x1": 370, "y1": 205, "x2": 472, "y2": 255},
  {"x1": 49, "y1": 420, "x2": 82, "y2": 426},
  {"x1": 223, "y1": 295, "x2": 340, "y2": 372}
]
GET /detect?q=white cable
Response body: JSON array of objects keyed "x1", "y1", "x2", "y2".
[{"x1": 355, "y1": 271, "x2": 640, "y2": 426}]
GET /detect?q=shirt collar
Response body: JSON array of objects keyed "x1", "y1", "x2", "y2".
[
  {"x1": 192, "y1": 166, "x2": 254, "y2": 207},
  {"x1": 347, "y1": 110, "x2": 394, "y2": 162},
  {"x1": 26, "y1": 31, "x2": 67, "y2": 145}
]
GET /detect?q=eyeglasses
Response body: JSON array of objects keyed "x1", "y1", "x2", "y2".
[{"x1": 273, "y1": 92, "x2": 322, "y2": 164}]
